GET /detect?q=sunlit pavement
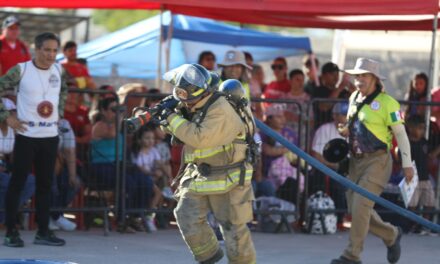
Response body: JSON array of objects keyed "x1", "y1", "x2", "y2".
[{"x1": 0, "y1": 229, "x2": 439, "y2": 264}]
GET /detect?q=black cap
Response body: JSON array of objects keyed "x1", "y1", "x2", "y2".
[
  {"x1": 321, "y1": 62, "x2": 340, "y2": 74},
  {"x1": 2, "y1": 15, "x2": 20, "y2": 29}
]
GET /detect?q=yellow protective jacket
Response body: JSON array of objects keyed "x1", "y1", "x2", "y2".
[{"x1": 165, "y1": 93, "x2": 254, "y2": 194}]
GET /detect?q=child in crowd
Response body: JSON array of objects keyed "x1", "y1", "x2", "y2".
[
  {"x1": 152, "y1": 125, "x2": 174, "y2": 200},
  {"x1": 406, "y1": 115, "x2": 438, "y2": 235},
  {"x1": 131, "y1": 124, "x2": 170, "y2": 231}
]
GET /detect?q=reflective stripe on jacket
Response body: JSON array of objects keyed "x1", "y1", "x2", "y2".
[{"x1": 166, "y1": 94, "x2": 253, "y2": 194}]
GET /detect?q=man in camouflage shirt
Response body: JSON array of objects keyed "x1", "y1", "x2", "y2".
[{"x1": 0, "y1": 32, "x2": 68, "y2": 247}]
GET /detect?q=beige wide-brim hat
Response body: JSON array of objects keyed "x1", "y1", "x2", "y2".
[
  {"x1": 218, "y1": 50, "x2": 252, "y2": 70},
  {"x1": 344, "y1": 57, "x2": 386, "y2": 80}
]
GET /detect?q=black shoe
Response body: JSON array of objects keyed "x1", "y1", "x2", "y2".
[
  {"x1": 330, "y1": 256, "x2": 362, "y2": 264},
  {"x1": 34, "y1": 230, "x2": 66, "y2": 246},
  {"x1": 199, "y1": 248, "x2": 224, "y2": 264},
  {"x1": 4, "y1": 229, "x2": 24, "y2": 247},
  {"x1": 387, "y1": 227, "x2": 402, "y2": 264}
]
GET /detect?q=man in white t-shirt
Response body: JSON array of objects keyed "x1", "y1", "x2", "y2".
[
  {"x1": 0, "y1": 32, "x2": 68, "y2": 247},
  {"x1": 311, "y1": 101, "x2": 348, "y2": 230}
]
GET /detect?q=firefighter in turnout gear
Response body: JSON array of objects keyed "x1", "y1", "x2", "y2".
[{"x1": 159, "y1": 64, "x2": 256, "y2": 264}]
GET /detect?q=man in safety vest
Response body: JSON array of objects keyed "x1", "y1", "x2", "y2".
[
  {"x1": 331, "y1": 58, "x2": 414, "y2": 264},
  {"x1": 158, "y1": 63, "x2": 256, "y2": 264}
]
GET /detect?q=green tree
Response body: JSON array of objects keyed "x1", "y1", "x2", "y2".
[{"x1": 93, "y1": 10, "x2": 159, "y2": 32}]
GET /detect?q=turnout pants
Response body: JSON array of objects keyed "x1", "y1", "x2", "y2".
[
  {"x1": 5, "y1": 134, "x2": 59, "y2": 233},
  {"x1": 174, "y1": 181, "x2": 256, "y2": 264},
  {"x1": 343, "y1": 151, "x2": 398, "y2": 261}
]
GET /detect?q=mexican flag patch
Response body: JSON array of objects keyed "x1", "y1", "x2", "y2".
[{"x1": 390, "y1": 111, "x2": 402, "y2": 122}]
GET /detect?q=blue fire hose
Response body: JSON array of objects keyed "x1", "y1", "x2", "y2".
[{"x1": 256, "y1": 119, "x2": 440, "y2": 233}]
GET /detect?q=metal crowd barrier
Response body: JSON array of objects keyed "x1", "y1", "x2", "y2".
[{"x1": 4, "y1": 89, "x2": 440, "y2": 235}]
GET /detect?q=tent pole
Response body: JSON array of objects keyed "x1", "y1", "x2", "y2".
[
  {"x1": 164, "y1": 13, "x2": 174, "y2": 92},
  {"x1": 426, "y1": 14, "x2": 438, "y2": 139},
  {"x1": 156, "y1": 7, "x2": 164, "y2": 90}
]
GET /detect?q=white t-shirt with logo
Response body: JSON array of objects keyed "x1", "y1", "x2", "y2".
[{"x1": 17, "y1": 61, "x2": 61, "y2": 138}]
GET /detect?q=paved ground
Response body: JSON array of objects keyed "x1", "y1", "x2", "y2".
[{"x1": 0, "y1": 228, "x2": 438, "y2": 264}]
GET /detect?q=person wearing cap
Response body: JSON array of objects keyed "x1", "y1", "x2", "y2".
[
  {"x1": 218, "y1": 49, "x2": 252, "y2": 99},
  {"x1": 330, "y1": 58, "x2": 414, "y2": 264},
  {"x1": 160, "y1": 63, "x2": 256, "y2": 264},
  {"x1": 313, "y1": 62, "x2": 354, "y2": 130},
  {"x1": 0, "y1": 15, "x2": 31, "y2": 76},
  {"x1": 310, "y1": 101, "x2": 349, "y2": 229},
  {"x1": 0, "y1": 32, "x2": 68, "y2": 247}
]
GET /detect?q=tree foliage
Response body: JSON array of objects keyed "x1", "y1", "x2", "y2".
[{"x1": 92, "y1": 10, "x2": 159, "y2": 32}]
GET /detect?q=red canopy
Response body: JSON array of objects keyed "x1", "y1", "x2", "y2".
[{"x1": 0, "y1": 0, "x2": 439, "y2": 30}]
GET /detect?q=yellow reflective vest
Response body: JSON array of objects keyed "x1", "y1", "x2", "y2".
[{"x1": 165, "y1": 94, "x2": 254, "y2": 194}]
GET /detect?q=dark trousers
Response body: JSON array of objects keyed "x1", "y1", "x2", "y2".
[{"x1": 5, "y1": 134, "x2": 59, "y2": 232}]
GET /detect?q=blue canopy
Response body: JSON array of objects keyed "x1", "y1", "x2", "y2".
[{"x1": 66, "y1": 12, "x2": 312, "y2": 79}]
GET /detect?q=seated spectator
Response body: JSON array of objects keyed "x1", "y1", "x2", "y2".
[
  {"x1": 0, "y1": 98, "x2": 34, "y2": 225},
  {"x1": 49, "y1": 119, "x2": 81, "y2": 231},
  {"x1": 285, "y1": 69, "x2": 312, "y2": 150},
  {"x1": 218, "y1": 50, "x2": 252, "y2": 99},
  {"x1": 89, "y1": 84, "x2": 116, "y2": 124},
  {"x1": 310, "y1": 102, "x2": 348, "y2": 229},
  {"x1": 404, "y1": 72, "x2": 428, "y2": 118},
  {"x1": 91, "y1": 97, "x2": 152, "y2": 233},
  {"x1": 405, "y1": 115, "x2": 438, "y2": 235},
  {"x1": 197, "y1": 51, "x2": 216, "y2": 71},
  {"x1": 64, "y1": 92, "x2": 92, "y2": 145},
  {"x1": 261, "y1": 104, "x2": 299, "y2": 201},
  {"x1": 0, "y1": 16, "x2": 31, "y2": 76},
  {"x1": 263, "y1": 57, "x2": 290, "y2": 102}
]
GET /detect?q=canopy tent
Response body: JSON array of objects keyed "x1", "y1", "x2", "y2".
[
  {"x1": 63, "y1": 12, "x2": 312, "y2": 79},
  {"x1": 0, "y1": 0, "x2": 437, "y2": 16},
  {"x1": 1, "y1": 0, "x2": 439, "y2": 30}
]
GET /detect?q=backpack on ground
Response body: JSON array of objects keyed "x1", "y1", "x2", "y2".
[
  {"x1": 306, "y1": 191, "x2": 337, "y2": 234},
  {"x1": 253, "y1": 196, "x2": 296, "y2": 233}
]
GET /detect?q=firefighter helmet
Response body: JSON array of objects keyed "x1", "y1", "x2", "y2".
[
  {"x1": 218, "y1": 79, "x2": 247, "y2": 106},
  {"x1": 163, "y1": 63, "x2": 219, "y2": 102}
]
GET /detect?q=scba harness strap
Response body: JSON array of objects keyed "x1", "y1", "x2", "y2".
[{"x1": 193, "y1": 92, "x2": 259, "y2": 186}]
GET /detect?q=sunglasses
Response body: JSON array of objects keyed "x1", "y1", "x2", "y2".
[{"x1": 271, "y1": 64, "x2": 285, "y2": 70}]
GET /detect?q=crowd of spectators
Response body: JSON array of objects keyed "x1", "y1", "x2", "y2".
[{"x1": 0, "y1": 14, "x2": 438, "y2": 236}]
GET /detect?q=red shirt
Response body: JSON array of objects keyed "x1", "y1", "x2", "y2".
[
  {"x1": 265, "y1": 79, "x2": 291, "y2": 94},
  {"x1": 64, "y1": 105, "x2": 91, "y2": 138},
  {"x1": 0, "y1": 37, "x2": 31, "y2": 75},
  {"x1": 62, "y1": 61, "x2": 90, "y2": 78}
]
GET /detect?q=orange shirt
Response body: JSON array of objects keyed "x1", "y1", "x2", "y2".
[{"x1": 0, "y1": 37, "x2": 31, "y2": 75}]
